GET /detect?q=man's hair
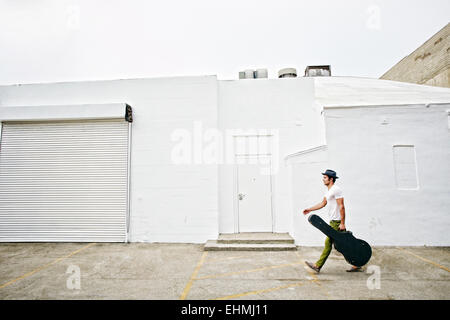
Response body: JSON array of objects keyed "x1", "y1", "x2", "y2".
[{"x1": 326, "y1": 175, "x2": 336, "y2": 183}]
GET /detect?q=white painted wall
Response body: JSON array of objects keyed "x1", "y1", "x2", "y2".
[
  {"x1": 218, "y1": 77, "x2": 326, "y2": 235},
  {"x1": 0, "y1": 76, "x2": 219, "y2": 243},
  {"x1": 323, "y1": 103, "x2": 450, "y2": 246},
  {"x1": 286, "y1": 146, "x2": 332, "y2": 246},
  {"x1": 1, "y1": 75, "x2": 449, "y2": 246}
]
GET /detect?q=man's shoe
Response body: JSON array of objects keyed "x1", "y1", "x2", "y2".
[
  {"x1": 305, "y1": 261, "x2": 321, "y2": 273},
  {"x1": 346, "y1": 266, "x2": 363, "y2": 272}
]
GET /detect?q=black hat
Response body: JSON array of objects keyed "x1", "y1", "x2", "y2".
[{"x1": 322, "y1": 169, "x2": 338, "y2": 179}]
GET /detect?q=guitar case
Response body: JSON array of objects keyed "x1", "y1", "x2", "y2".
[{"x1": 308, "y1": 214, "x2": 372, "y2": 267}]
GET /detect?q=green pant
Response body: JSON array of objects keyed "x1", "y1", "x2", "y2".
[{"x1": 316, "y1": 220, "x2": 343, "y2": 268}]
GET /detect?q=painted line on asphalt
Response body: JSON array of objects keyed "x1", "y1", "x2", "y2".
[
  {"x1": 213, "y1": 281, "x2": 304, "y2": 300},
  {"x1": 179, "y1": 251, "x2": 208, "y2": 300},
  {"x1": 295, "y1": 251, "x2": 321, "y2": 284},
  {"x1": 194, "y1": 261, "x2": 303, "y2": 280},
  {"x1": 295, "y1": 251, "x2": 330, "y2": 297},
  {"x1": 206, "y1": 255, "x2": 246, "y2": 263},
  {"x1": 0, "y1": 243, "x2": 95, "y2": 290},
  {"x1": 397, "y1": 247, "x2": 450, "y2": 272}
]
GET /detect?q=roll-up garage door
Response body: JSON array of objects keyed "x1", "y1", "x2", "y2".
[{"x1": 0, "y1": 119, "x2": 129, "y2": 242}]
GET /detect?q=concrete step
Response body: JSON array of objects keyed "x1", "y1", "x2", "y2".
[
  {"x1": 204, "y1": 240, "x2": 297, "y2": 251},
  {"x1": 217, "y1": 232, "x2": 295, "y2": 244}
]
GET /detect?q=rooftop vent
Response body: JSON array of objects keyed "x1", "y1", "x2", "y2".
[
  {"x1": 278, "y1": 68, "x2": 297, "y2": 78},
  {"x1": 304, "y1": 65, "x2": 331, "y2": 77},
  {"x1": 239, "y1": 68, "x2": 268, "y2": 79}
]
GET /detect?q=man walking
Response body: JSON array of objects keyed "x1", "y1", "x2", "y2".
[{"x1": 302, "y1": 169, "x2": 361, "y2": 273}]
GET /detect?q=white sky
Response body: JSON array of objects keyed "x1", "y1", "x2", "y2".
[{"x1": 0, "y1": 0, "x2": 449, "y2": 84}]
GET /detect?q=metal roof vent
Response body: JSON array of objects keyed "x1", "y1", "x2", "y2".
[
  {"x1": 304, "y1": 65, "x2": 331, "y2": 77},
  {"x1": 255, "y1": 69, "x2": 268, "y2": 78},
  {"x1": 278, "y1": 68, "x2": 297, "y2": 78},
  {"x1": 239, "y1": 68, "x2": 268, "y2": 79}
]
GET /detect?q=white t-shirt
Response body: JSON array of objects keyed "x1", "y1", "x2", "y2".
[{"x1": 324, "y1": 184, "x2": 344, "y2": 221}]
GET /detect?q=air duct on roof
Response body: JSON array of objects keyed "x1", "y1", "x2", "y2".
[
  {"x1": 304, "y1": 65, "x2": 331, "y2": 77},
  {"x1": 239, "y1": 68, "x2": 268, "y2": 79},
  {"x1": 255, "y1": 69, "x2": 268, "y2": 78},
  {"x1": 244, "y1": 69, "x2": 254, "y2": 79},
  {"x1": 278, "y1": 68, "x2": 297, "y2": 78}
]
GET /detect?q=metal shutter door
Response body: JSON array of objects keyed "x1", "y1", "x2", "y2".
[{"x1": 0, "y1": 119, "x2": 129, "y2": 242}]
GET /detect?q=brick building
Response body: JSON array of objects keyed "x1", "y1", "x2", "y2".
[{"x1": 380, "y1": 23, "x2": 450, "y2": 88}]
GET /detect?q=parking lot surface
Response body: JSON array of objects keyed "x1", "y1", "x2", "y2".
[{"x1": 0, "y1": 243, "x2": 448, "y2": 300}]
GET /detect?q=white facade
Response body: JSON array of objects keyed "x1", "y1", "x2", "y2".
[
  {"x1": 323, "y1": 103, "x2": 450, "y2": 246},
  {"x1": 0, "y1": 75, "x2": 449, "y2": 245},
  {"x1": 218, "y1": 78, "x2": 325, "y2": 236},
  {"x1": 0, "y1": 77, "x2": 219, "y2": 243}
]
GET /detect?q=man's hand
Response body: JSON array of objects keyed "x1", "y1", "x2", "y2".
[
  {"x1": 303, "y1": 198, "x2": 327, "y2": 215},
  {"x1": 339, "y1": 223, "x2": 346, "y2": 231}
]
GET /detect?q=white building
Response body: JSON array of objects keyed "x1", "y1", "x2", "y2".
[{"x1": 0, "y1": 74, "x2": 449, "y2": 246}]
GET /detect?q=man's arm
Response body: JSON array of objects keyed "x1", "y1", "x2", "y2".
[
  {"x1": 337, "y1": 197, "x2": 346, "y2": 230},
  {"x1": 303, "y1": 197, "x2": 327, "y2": 215}
]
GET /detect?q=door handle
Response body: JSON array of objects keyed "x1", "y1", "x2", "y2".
[{"x1": 238, "y1": 193, "x2": 246, "y2": 200}]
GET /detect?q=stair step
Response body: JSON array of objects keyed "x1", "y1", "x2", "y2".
[
  {"x1": 204, "y1": 240, "x2": 297, "y2": 251},
  {"x1": 217, "y1": 232, "x2": 294, "y2": 244}
]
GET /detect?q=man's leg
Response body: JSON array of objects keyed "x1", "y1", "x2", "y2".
[
  {"x1": 315, "y1": 236, "x2": 333, "y2": 269},
  {"x1": 315, "y1": 220, "x2": 341, "y2": 269}
]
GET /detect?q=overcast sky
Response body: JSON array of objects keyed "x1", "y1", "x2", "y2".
[{"x1": 0, "y1": 0, "x2": 449, "y2": 84}]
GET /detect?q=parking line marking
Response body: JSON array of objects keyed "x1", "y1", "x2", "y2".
[
  {"x1": 206, "y1": 256, "x2": 245, "y2": 263},
  {"x1": 295, "y1": 251, "x2": 320, "y2": 283},
  {"x1": 179, "y1": 251, "x2": 208, "y2": 300},
  {"x1": 213, "y1": 281, "x2": 303, "y2": 300},
  {"x1": 0, "y1": 243, "x2": 95, "y2": 290},
  {"x1": 295, "y1": 251, "x2": 330, "y2": 297},
  {"x1": 194, "y1": 261, "x2": 302, "y2": 280},
  {"x1": 397, "y1": 247, "x2": 450, "y2": 272}
]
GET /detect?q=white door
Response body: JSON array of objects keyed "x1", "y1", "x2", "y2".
[
  {"x1": 0, "y1": 119, "x2": 130, "y2": 242},
  {"x1": 237, "y1": 161, "x2": 273, "y2": 232}
]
